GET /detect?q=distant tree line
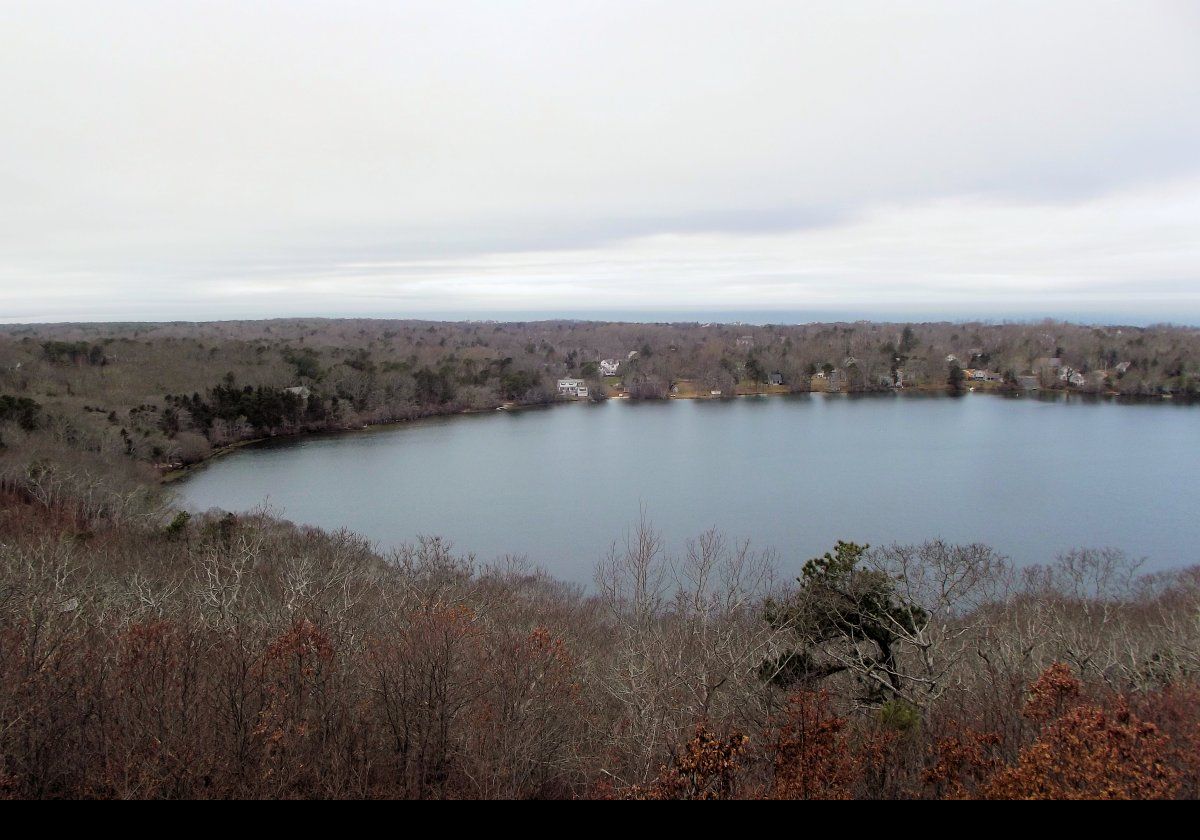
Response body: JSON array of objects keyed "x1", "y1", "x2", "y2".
[
  {"x1": 165, "y1": 380, "x2": 329, "y2": 436},
  {"x1": 0, "y1": 318, "x2": 1197, "y2": 469},
  {"x1": 0, "y1": 395, "x2": 41, "y2": 431},
  {"x1": 41, "y1": 341, "x2": 106, "y2": 366}
]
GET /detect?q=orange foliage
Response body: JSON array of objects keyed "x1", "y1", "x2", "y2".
[
  {"x1": 924, "y1": 729, "x2": 1003, "y2": 799},
  {"x1": 767, "y1": 691, "x2": 859, "y2": 799},
  {"x1": 628, "y1": 692, "x2": 873, "y2": 800},
  {"x1": 983, "y1": 664, "x2": 1179, "y2": 800},
  {"x1": 254, "y1": 619, "x2": 336, "y2": 793},
  {"x1": 629, "y1": 725, "x2": 749, "y2": 800},
  {"x1": 1133, "y1": 685, "x2": 1200, "y2": 797},
  {"x1": 1022, "y1": 661, "x2": 1080, "y2": 722}
]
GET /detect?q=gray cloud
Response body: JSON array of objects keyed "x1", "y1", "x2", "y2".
[{"x1": 1, "y1": 1, "x2": 1199, "y2": 321}]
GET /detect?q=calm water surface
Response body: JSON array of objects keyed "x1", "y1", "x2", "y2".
[{"x1": 175, "y1": 395, "x2": 1200, "y2": 583}]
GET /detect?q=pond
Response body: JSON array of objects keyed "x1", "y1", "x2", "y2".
[{"x1": 175, "y1": 394, "x2": 1200, "y2": 584}]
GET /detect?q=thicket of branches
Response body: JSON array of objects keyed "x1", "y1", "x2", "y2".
[{"x1": 1, "y1": 478, "x2": 1197, "y2": 799}]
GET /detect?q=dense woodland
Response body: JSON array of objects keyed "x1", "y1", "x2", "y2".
[
  {"x1": 1, "y1": 318, "x2": 1199, "y2": 799},
  {"x1": 1, "y1": 500, "x2": 1198, "y2": 799},
  {"x1": 1, "y1": 318, "x2": 1198, "y2": 473}
]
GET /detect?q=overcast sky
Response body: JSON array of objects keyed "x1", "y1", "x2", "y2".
[{"x1": 2, "y1": 1, "x2": 1199, "y2": 323}]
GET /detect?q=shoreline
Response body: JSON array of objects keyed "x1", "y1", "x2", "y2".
[
  {"x1": 160, "y1": 385, "x2": 1183, "y2": 484},
  {"x1": 160, "y1": 401, "x2": 536, "y2": 483}
]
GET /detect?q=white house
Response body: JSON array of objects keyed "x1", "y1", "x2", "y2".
[
  {"x1": 599, "y1": 359, "x2": 620, "y2": 376},
  {"x1": 557, "y1": 378, "x2": 589, "y2": 398},
  {"x1": 1058, "y1": 367, "x2": 1086, "y2": 387}
]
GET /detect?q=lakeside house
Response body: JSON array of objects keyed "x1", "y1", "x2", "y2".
[
  {"x1": 599, "y1": 358, "x2": 620, "y2": 376},
  {"x1": 284, "y1": 386, "x2": 311, "y2": 399},
  {"x1": 963, "y1": 369, "x2": 1002, "y2": 382},
  {"x1": 768, "y1": 371, "x2": 784, "y2": 386},
  {"x1": 557, "y1": 378, "x2": 589, "y2": 398},
  {"x1": 1058, "y1": 367, "x2": 1087, "y2": 387}
]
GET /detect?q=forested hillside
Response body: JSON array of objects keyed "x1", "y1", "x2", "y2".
[
  {"x1": 1, "y1": 498, "x2": 1198, "y2": 799},
  {"x1": 1, "y1": 319, "x2": 1197, "y2": 475}
]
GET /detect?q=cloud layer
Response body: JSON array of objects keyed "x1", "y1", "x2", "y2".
[{"x1": 2, "y1": 1, "x2": 1199, "y2": 322}]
